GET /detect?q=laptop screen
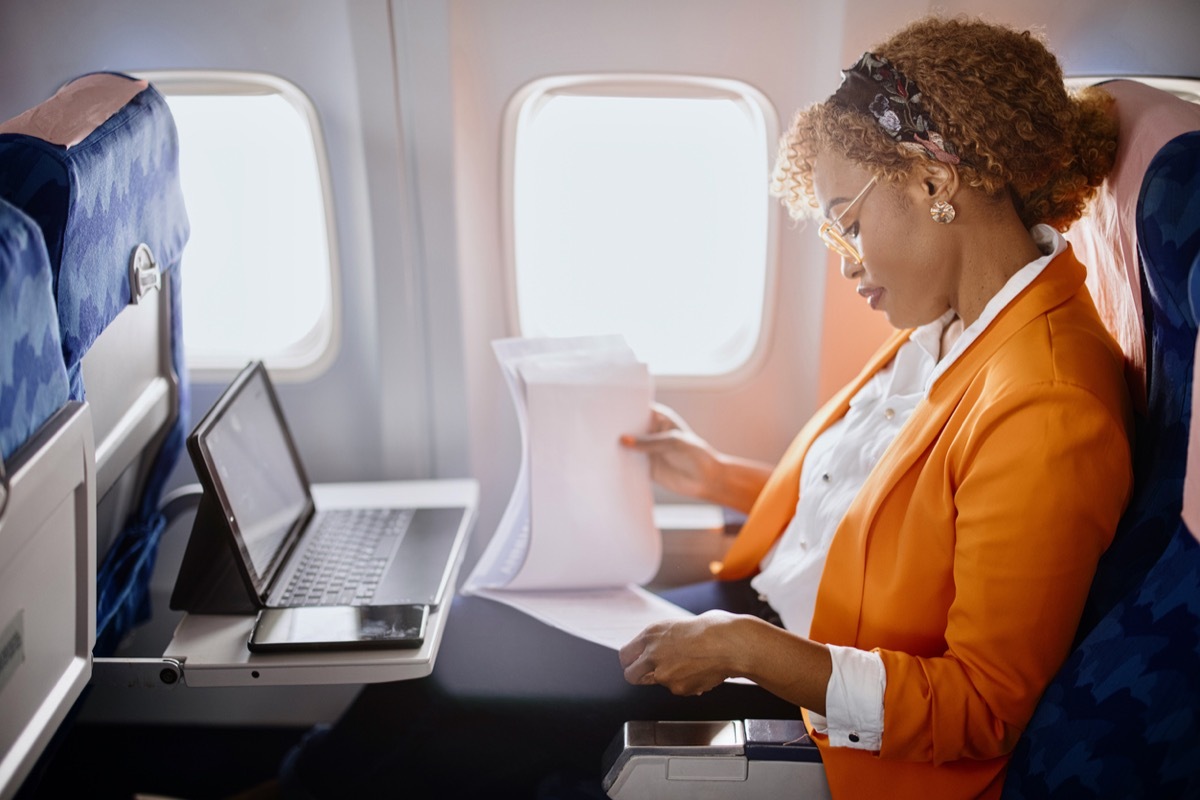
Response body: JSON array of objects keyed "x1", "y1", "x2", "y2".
[{"x1": 192, "y1": 363, "x2": 312, "y2": 590}]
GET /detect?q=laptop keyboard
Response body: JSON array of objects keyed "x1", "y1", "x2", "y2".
[{"x1": 278, "y1": 508, "x2": 413, "y2": 606}]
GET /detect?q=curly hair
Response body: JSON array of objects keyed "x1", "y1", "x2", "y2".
[{"x1": 771, "y1": 16, "x2": 1117, "y2": 231}]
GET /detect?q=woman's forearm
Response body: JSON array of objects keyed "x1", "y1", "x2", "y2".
[
  {"x1": 703, "y1": 454, "x2": 774, "y2": 514},
  {"x1": 621, "y1": 612, "x2": 833, "y2": 715},
  {"x1": 727, "y1": 616, "x2": 833, "y2": 714}
]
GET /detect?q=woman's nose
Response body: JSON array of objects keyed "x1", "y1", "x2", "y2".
[{"x1": 840, "y1": 255, "x2": 862, "y2": 281}]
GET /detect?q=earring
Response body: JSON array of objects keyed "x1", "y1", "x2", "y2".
[{"x1": 930, "y1": 199, "x2": 956, "y2": 224}]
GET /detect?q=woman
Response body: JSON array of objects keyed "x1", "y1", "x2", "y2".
[
  {"x1": 617, "y1": 16, "x2": 1132, "y2": 798},
  {"x1": 280, "y1": 16, "x2": 1132, "y2": 800}
]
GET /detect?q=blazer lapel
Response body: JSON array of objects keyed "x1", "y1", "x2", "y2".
[
  {"x1": 812, "y1": 247, "x2": 1088, "y2": 637},
  {"x1": 715, "y1": 329, "x2": 911, "y2": 580}
]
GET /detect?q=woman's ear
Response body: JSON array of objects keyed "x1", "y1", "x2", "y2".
[{"x1": 920, "y1": 161, "x2": 960, "y2": 202}]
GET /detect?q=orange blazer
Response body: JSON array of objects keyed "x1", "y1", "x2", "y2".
[{"x1": 717, "y1": 246, "x2": 1134, "y2": 799}]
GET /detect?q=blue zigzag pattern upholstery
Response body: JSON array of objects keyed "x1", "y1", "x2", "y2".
[
  {"x1": 0, "y1": 196, "x2": 69, "y2": 460},
  {"x1": 1074, "y1": 147, "x2": 1199, "y2": 641},
  {"x1": 1003, "y1": 132, "x2": 1200, "y2": 797},
  {"x1": 0, "y1": 75, "x2": 189, "y2": 401},
  {"x1": 0, "y1": 74, "x2": 189, "y2": 655}
]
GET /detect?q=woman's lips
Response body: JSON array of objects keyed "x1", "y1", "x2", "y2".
[{"x1": 858, "y1": 285, "x2": 883, "y2": 309}]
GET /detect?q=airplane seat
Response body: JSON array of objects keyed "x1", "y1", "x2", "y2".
[
  {"x1": 1066, "y1": 80, "x2": 1200, "y2": 641},
  {"x1": 0, "y1": 72, "x2": 190, "y2": 657},
  {"x1": 0, "y1": 200, "x2": 71, "y2": 461},
  {"x1": 0, "y1": 196, "x2": 96, "y2": 799},
  {"x1": 1001, "y1": 125, "x2": 1200, "y2": 799},
  {"x1": 602, "y1": 81, "x2": 1200, "y2": 799}
]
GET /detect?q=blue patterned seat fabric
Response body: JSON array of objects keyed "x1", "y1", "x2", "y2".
[
  {"x1": 0, "y1": 75, "x2": 189, "y2": 401},
  {"x1": 1074, "y1": 143, "x2": 1199, "y2": 641},
  {"x1": 0, "y1": 196, "x2": 69, "y2": 461},
  {"x1": 1003, "y1": 132, "x2": 1200, "y2": 797},
  {"x1": 0, "y1": 74, "x2": 189, "y2": 655}
]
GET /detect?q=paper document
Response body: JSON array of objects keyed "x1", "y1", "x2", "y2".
[
  {"x1": 475, "y1": 585, "x2": 695, "y2": 650},
  {"x1": 462, "y1": 336, "x2": 694, "y2": 649}
]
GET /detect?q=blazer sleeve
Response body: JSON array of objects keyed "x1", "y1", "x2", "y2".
[{"x1": 876, "y1": 379, "x2": 1132, "y2": 764}]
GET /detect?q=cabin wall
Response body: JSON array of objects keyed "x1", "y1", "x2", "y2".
[
  {"x1": 3, "y1": 0, "x2": 1196, "y2": 571},
  {"x1": 446, "y1": 0, "x2": 843, "y2": 569},
  {"x1": 0, "y1": 0, "x2": 423, "y2": 726},
  {"x1": 0, "y1": 0, "x2": 443, "y2": 490},
  {"x1": 944, "y1": 0, "x2": 1200, "y2": 77},
  {"x1": 442, "y1": 0, "x2": 1200, "y2": 568},
  {"x1": 0, "y1": 0, "x2": 1197, "y2": 729},
  {"x1": 811, "y1": 0, "x2": 1200, "y2": 402}
]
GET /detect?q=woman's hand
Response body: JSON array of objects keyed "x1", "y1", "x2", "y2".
[
  {"x1": 620, "y1": 404, "x2": 773, "y2": 513},
  {"x1": 618, "y1": 611, "x2": 747, "y2": 696},
  {"x1": 620, "y1": 611, "x2": 835, "y2": 713},
  {"x1": 620, "y1": 404, "x2": 721, "y2": 501}
]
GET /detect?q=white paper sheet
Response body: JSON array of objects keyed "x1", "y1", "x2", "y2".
[
  {"x1": 463, "y1": 336, "x2": 660, "y2": 593},
  {"x1": 473, "y1": 588, "x2": 756, "y2": 685},
  {"x1": 460, "y1": 336, "x2": 692, "y2": 652},
  {"x1": 474, "y1": 585, "x2": 695, "y2": 650},
  {"x1": 516, "y1": 357, "x2": 659, "y2": 589}
]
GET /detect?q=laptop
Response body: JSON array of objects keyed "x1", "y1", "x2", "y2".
[{"x1": 172, "y1": 360, "x2": 471, "y2": 613}]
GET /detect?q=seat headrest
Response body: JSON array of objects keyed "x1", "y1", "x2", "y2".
[
  {"x1": 0, "y1": 72, "x2": 189, "y2": 398},
  {"x1": 1066, "y1": 80, "x2": 1200, "y2": 411},
  {"x1": 0, "y1": 197, "x2": 69, "y2": 460},
  {"x1": 0, "y1": 72, "x2": 149, "y2": 148}
]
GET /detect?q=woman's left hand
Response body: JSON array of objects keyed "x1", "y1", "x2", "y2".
[
  {"x1": 619, "y1": 611, "x2": 746, "y2": 696},
  {"x1": 620, "y1": 610, "x2": 835, "y2": 713}
]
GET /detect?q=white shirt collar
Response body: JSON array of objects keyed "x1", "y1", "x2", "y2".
[{"x1": 910, "y1": 309, "x2": 958, "y2": 361}]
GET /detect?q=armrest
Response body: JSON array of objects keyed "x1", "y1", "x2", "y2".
[
  {"x1": 649, "y1": 504, "x2": 742, "y2": 589},
  {"x1": 602, "y1": 719, "x2": 830, "y2": 800}
]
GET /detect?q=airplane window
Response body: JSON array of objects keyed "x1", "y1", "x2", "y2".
[
  {"x1": 140, "y1": 72, "x2": 338, "y2": 381},
  {"x1": 506, "y1": 77, "x2": 779, "y2": 381}
]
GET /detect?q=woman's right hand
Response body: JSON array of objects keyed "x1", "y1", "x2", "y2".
[
  {"x1": 621, "y1": 404, "x2": 774, "y2": 513},
  {"x1": 620, "y1": 403, "x2": 721, "y2": 501}
]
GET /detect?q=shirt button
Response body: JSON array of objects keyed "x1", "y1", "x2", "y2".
[
  {"x1": 848, "y1": 732, "x2": 860, "y2": 743},
  {"x1": 821, "y1": 473, "x2": 831, "y2": 482},
  {"x1": 883, "y1": 408, "x2": 895, "y2": 420}
]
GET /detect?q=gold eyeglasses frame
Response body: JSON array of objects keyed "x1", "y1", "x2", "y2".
[{"x1": 818, "y1": 175, "x2": 877, "y2": 265}]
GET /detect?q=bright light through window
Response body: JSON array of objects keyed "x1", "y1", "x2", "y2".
[
  {"x1": 510, "y1": 80, "x2": 775, "y2": 378},
  {"x1": 156, "y1": 76, "x2": 337, "y2": 378}
]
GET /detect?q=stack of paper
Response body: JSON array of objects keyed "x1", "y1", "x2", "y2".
[{"x1": 462, "y1": 336, "x2": 694, "y2": 649}]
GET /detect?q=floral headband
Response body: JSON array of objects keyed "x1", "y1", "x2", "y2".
[{"x1": 828, "y1": 52, "x2": 961, "y2": 165}]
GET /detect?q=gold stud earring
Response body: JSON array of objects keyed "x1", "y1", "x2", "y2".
[{"x1": 930, "y1": 199, "x2": 956, "y2": 224}]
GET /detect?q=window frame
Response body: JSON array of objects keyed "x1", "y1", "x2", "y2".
[
  {"x1": 501, "y1": 73, "x2": 782, "y2": 388},
  {"x1": 136, "y1": 69, "x2": 342, "y2": 384}
]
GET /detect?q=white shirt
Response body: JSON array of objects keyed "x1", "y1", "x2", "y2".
[{"x1": 754, "y1": 225, "x2": 1066, "y2": 750}]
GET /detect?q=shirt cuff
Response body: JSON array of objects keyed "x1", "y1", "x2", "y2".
[{"x1": 807, "y1": 644, "x2": 885, "y2": 751}]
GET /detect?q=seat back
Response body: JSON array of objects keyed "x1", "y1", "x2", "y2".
[
  {"x1": 1003, "y1": 103, "x2": 1200, "y2": 795},
  {"x1": 0, "y1": 196, "x2": 94, "y2": 800},
  {"x1": 0, "y1": 72, "x2": 190, "y2": 655},
  {"x1": 1066, "y1": 81, "x2": 1200, "y2": 639},
  {"x1": 1185, "y1": 291, "x2": 1200, "y2": 544}
]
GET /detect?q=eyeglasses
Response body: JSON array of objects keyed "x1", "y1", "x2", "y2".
[{"x1": 818, "y1": 175, "x2": 877, "y2": 265}]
